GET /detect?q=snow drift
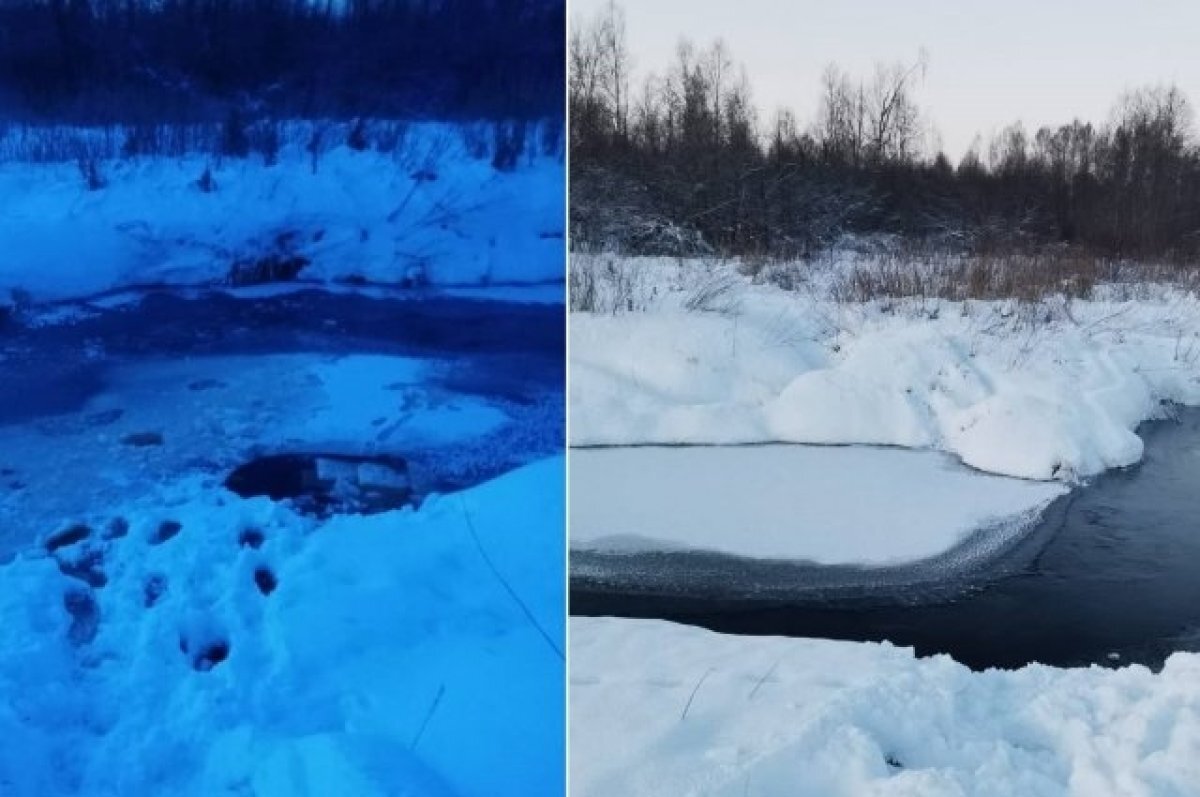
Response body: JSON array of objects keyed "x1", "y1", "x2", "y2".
[
  {"x1": 571, "y1": 617, "x2": 1200, "y2": 797},
  {"x1": 0, "y1": 123, "x2": 564, "y2": 302},
  {"x1": 570, "y1": 256, "x2": 1200, "y2": 482}
]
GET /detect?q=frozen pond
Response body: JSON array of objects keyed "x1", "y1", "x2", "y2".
[
  {"x1": 0, "y1": 288, "x2": 563, "y2": 554},
  {"x1": 573, "y1": 410, "x2": 1200, "y2": 669}
]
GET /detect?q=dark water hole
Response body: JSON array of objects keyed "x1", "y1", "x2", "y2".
[
  {"x1": 0, "y1": 287, "x2": 563, "y2": 554},
  {"x1": 572, "y1": 409, "x2": 1200, "y2": 671}
]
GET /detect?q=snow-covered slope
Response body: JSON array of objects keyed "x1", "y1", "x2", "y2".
[
  {"x1": 0, "y1": 124, "x2": 564, "y2": 302},
  {"x1": 0, "y1": 455, "x2": 564, "y2": 797},
  {"x1": 571, "y1": 617, "x2": 1200, "y2": 797},
  {"x1": 571, "y1": 256, "x2": 1200, "y2": 481}
]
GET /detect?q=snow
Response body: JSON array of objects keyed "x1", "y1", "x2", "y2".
[
  {"x1": 0, "y1": 350, "x2": 549, "y2": 555},
  {"x1": 570, "y1": 445, "x2": 1065, "y2": 564},
  {"x1": 570, "y1": 617, "x2": 1200, "y2": 797},
  {"x1": 0, "y1": 297, "x2": 564, "y2": 795},
  {"x1": 570, "y1": 256, "x2": 1200, "y2": 481},
  {"x1": 1, "y1": 457, "x2": 564, "y2": 797},
  {"x1": 0, "y1": 123, "x2": 564, "y2": 302},
  {"x1": 568, "y1": 256, "x2": 1200, "y2": 796}
]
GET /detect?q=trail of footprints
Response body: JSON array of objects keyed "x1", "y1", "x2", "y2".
[{"x1": 45, "y1": 513, "x2": 279, "y2": 672}]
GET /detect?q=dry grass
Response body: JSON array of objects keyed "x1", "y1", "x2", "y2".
[
  {"x1": 569, "y1": 253, "x2": 642, "y2": 313},
  {"x1": 828, "y1": 246, "x2": 1200, "y2": 304}
]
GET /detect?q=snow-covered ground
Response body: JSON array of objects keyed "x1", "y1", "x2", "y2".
[
  {"x1": 2, "y1": 457, "x2": 564, "y2": 797},
  {"x1": 569, "y1": 254, "x2": 1200, "y2": 795},
  {"x1": 0, "y1": 349, "x2": 556, "y2": 557},
  {"x1": 0, "y1": 123, "x2": 563, "y2": 302},
  {"x1": 571, "y1": 255, "x2": 1200, "y2": 482},
  {"x1": 0, "y1": 294, "x2": 564, "y2": 795},
  {"x1": 571, "y1": 617, "x2": 1200, "y2": 797},
  {"x1": 570, "y1": 445, "x2": 1064, "y2": 564}
]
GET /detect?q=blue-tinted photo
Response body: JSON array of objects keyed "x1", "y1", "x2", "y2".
[{"x1": 0, "y1": 2, "x2": 564, "y2": 795}]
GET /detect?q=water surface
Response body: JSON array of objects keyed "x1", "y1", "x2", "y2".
[{"x1": 573, "y1": 410, "x2": 1200, "y2": 670}]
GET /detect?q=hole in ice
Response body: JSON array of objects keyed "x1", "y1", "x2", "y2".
[
  {"x1": 224, "y1": 453, "x2": 413, "y2": 516},
  {"x1": 150, "y1": 520, "x2": 182, "y2": 545},
  {"x1": 226, "y1": 454, "x2": 314, "y2": 501},
  {"x1": 253, "y1": 566, "x2": 277, "y2": 596}
]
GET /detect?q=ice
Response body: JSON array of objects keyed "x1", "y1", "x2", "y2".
[
  {"x1": 570, "y1": 445, "x2": 1065, "y2": 564},
  {"x1": 0, "y1": 351, "x2": 515, "y2": 554}
]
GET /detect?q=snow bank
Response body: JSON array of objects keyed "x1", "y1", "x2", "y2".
[
  {"x1": 571, "y1": 617, "x2": 1200, "y2": 797},
  {"x1": 570, "y1": 257, "x2": 1200, "y2": 480},
  {"x1": 0, "y1": 456, "x2": 564, "y2": 797},
  {"x1": 570, "y1": 445, "x2": 1065, "y2": 564},
  {"x1": 0, "y1": 124, "x2": 564, "y2": 302}
]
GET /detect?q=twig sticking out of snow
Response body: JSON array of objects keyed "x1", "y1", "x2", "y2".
[
  {"x1": 411, "y1": 684, "x2": 446, "y2": 751},
  {"x1": 680, "y1": 668, "x2": 714, "y2": 722},
  {"x1": 458, "y1": 496, "x2": 564, "y2": 662},
  {"x1": 747, "y1": 659, "x2": 781, "y2": 701}
]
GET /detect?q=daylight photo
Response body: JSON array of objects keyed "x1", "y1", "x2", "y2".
[
  {"x1": 568, "y1": 1, "x2": 1200, "y2": 795},
  {"x1": 0, "y1": 2, "x2": 565, "y2": 795}
]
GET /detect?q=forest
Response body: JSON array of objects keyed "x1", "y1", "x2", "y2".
[
  {"x1": 570, "y1": 2, "x2": 1200, "y2": 263},
  {"x1": 0, "y1": 0, "x2": 564, "y2": 123}
]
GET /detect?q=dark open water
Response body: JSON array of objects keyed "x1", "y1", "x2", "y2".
[{"x1": 572, "y1": 410, "x2": 1200, "y2": 671}]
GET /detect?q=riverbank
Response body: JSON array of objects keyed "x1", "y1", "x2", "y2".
[
  {"x1": 1, "y1": 123, "x2": 564, "y2": 303},
  {"x1": 571, "y1": 255, "x2": 1200, "y2": 482},
  {"x1": 571, "y1": 616, "x2": 1200, "y2": 797}
]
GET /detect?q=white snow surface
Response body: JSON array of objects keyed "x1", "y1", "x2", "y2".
[
  {"x1": 0, "y1": 123, "x2": 563, "y2": 301},
  {"x1": 570, "y1": 256, "x2": 1200, "y2": 481},
  {"x1": 0, "y1": 457, "x2": 564, "y2": 797},
  {"x1": 571, "y1": 617, "x2": 1200, "y2": 797},
  {"x1": 0, "y1": 340, "x2": 563, "y2": 795},
  {"x1": 569, "y1": 445, "x2": 1065, "y2": 564}
]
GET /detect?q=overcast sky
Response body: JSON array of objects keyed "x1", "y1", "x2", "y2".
[{"x1": 572, "y1": 0, "x2": 1200, "y2": 159}]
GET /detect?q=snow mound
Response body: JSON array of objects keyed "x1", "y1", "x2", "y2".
[
  {"x1": 0, "y1": 124, "x2": 564, "y2": 302},
  {"x1": 571, "y1": 617, "x2": 1200, "y2": 797},
  {"x1": 570, "y1": 257, "x2": 1200, "y2": 480}
]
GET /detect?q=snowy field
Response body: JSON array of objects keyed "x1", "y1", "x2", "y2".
[
  {"x1": 570, "y1": 445, "x2": 1064, "y2": 564},
  {"x1": 571, "y1": 617, "x2": 1200, "y2": 797},
  {"x1": 0, "y1": 122, "x2": 563, "y2": 302},
  {"x1": 0, "y1": 290, "x2": 564, "y2": 796},
  {"x1": 2, "y1": 457, "x2": 564, "y2": 797}
]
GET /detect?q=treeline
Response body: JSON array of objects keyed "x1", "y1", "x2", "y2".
[
  {"x1": 0, "y1": 0, "x2": 564, "y2": 123},
  {"x1": 570, "y1": 2, "x2": 1200, "y2": 260}
]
